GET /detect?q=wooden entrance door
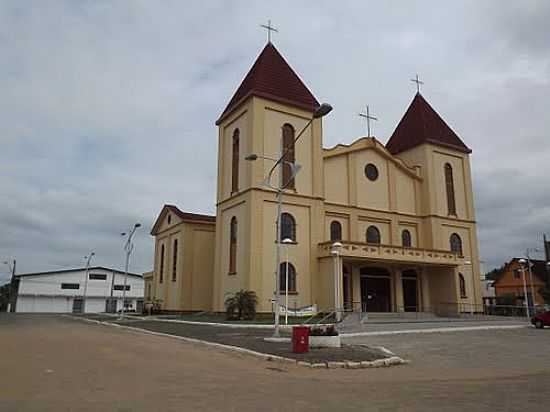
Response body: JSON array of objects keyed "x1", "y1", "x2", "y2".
[
  {"x1": 360, "y1": 276, "x2": 391, "y2": 312},
  {"x1": 402, "y1": 270, "x2": 418, "y2": 312}
]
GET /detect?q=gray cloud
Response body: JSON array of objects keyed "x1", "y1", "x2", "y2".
[{"x1": 1, "y1": 0, "x2": 549, "y2": 281}]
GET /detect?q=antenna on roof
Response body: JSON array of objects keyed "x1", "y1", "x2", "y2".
[{"x1": 260, "y1": 20, "x2": 278, "y2": 43}]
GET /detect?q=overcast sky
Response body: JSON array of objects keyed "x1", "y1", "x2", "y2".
[{"x1": 1, "y1": 1, "x2": 549, "y2": 282}]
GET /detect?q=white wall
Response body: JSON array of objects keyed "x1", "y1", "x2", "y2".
[{"x1": 15, "y1": 268, "x2": 144, "y2": 313}]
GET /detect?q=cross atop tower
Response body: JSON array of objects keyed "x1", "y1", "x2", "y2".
[
  {"x1": 410, "y1": 74, "x2": 424, "y2": 94},
  {"x1": 260, "y1": 20, "x2": 278, "y2": 43},
  {"x1": 358, "y1": 105, "x2": 378, "y2": 138}
]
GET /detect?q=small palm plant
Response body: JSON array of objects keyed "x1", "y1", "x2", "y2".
[{"x1": 225, "y1": 290, "x2": 258, "y2": 320}]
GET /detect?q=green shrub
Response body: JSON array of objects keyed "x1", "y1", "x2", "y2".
[{"x1": 225, "y1": 290, "x2": 258, "y2": 320}]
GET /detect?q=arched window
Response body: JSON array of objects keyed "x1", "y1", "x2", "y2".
[
  {"x1": 450, "y1": 233, "x2": 463, "y2": 255},
  {"x1": 402, "y1": 229, "x2": 412, "y2": 248},
  {"x1": 279, "y1": 262, "x2": 297, "y2": 293},
  {"x1": 231, "y1": 129, "x2": 240, "y2": 193},
  {"x1": 172, "y1": 239, "x2": 178, "y2": 281},
  {"x1": 282, "y1": 124, "x2": 296, "y2": 190},
  {"x1": 366, "y1": 225, "x2": 381, "y2": 244},
  {"x1": 229, "y1": 217, "x2": 237, "y2": 274},
  {"x1": 280, "y1": 213, "x2": 296, "y2": 242},
  {"x1": 445, "y1": 163, "x2": 456, "y2": 215},
  {"x1": 459, "y1": 273, "x2": 467, "y2": 298},
  {"x1": 330, "y1": 221, "x2": 342, "y2": 242},
  {"x1": 159, "y1": 244, "x2": 165, "y2": 283}
]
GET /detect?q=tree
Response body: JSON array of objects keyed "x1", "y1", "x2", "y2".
[
  {"x1": 0, "y1": 283, "x2": 10, "y2": 312},
  {"x1": 225, "y1": 290, "x2": 258, "y2": 320},
  {"x1": 539, "y1": 285, "x2": 550, "y2": 305}
]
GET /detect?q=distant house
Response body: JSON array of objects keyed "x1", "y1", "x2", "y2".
[
  {"x1": 492, "y1": 258, "x2": 548, "y2": 306},
  {"x1": 13, "y1": 266, "x2": 144, "y2": 314}
]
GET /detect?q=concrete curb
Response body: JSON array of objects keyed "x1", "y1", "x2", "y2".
[
  {"x1": 151, "y1": 317, "x2": 335, "y2": 330},
  {"x1": 340, "y1": 324, "x2": 529, "y2": 338},
  {"x1": 68, "y1": 316, "x2": 408, "y2": 370}
]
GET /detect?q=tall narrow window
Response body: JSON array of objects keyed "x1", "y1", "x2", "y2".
[
  {"x1": 229, "y1": 217, "x2": 237, "y2": 274},
  {"x1": 445, "y1": 163, "x2": 456, "y2": 215},
  {"x1": 282, "y1": 124, "x2": 296, "y2": 190},
  {"x1": 402, "y1": 229, "x2": 412, "y2": 248},
  {"x1": 172, "y1": 239, "x2": 178, "y2": 281},
  {"x1": 159, "y1": 244, "x2": 165, "y2": 283},
  {"x1": 232, "y1": 129, "x2": 240, "y2": 193},
  {"x1": 450, "y1": 233, "x2": 463, "y2": 255},
  {"x1": 459, "y1": 273, "x2": 467, "y2": 298},
  {"x1": 279, "y1": 262, "x2": 297, "y2": 293},
  {"x1": 330, "y1": 221, "x2": 342, "y2": 242},
  {"x1": 280, "y1": 213, "x2": 296, "y2": 242},
  {"x1": 366, "y1": 225, "x2": 381, "y2": 244}
]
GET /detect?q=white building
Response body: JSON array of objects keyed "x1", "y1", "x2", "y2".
[{"x1": 14, "y1": 266, "x2": 144, "y2": 313}]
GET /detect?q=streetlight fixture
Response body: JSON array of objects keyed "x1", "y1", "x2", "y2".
[
  {"x1": 82, "y1": 252, "x2": 95, "y2": 313},
  {"x1": 331, "y1": 242, "x2": 343, "y2": 322},
  {"x1": 119, "y1": 222, "x2": 141, "y2": 320},
  {"x1": 518, "y1": 258, "x2": 531, "y2": 320},
  {"x1": 245, "y1": 102, "x2": 332, "y2": 337},
  {"x1": 282, "y1": 238, "x2": 293, "y2": 325}
]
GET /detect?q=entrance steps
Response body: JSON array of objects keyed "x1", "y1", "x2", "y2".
[{"x1": 338, "y1": 311, "x2": 440, "y2": 330}]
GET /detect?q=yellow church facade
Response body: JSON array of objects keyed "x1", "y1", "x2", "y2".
[{"x1": 148, "y1": 42, "x2": 483, "y2": 315}]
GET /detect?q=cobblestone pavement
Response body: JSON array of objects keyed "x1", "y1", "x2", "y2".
[
  {"x1": 104, "y1": 318, "x2": 388, "y2": 363},
  {"x1": 1, "y1": 314, "x2": 550, "y2": 412}
]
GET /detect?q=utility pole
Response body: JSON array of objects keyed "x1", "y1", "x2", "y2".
[
  {"x1": 119, "y1": 223, "x2": 141, "y2": 320},
  {"x1": 83, "y1": 252, "x2": 95, "y2": 313}
]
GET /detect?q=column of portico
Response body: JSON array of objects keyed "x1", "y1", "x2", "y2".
[
  {"x1": 394, "y1": 268, "x2": 404, "y2": 312},
  {"x1": 351, "y1": 265, "x2": 362, "y2": 311},
  {"x1": 420, "y1": 267, "x2": 431, "y2": 312}
]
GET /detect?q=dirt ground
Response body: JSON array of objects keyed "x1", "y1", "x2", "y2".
[{"x1": 1, "y1": 314, "x2": 549, "y2": 412}]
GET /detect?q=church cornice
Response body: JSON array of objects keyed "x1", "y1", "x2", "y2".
[{"x1": 323, "y1": 137, "x2": 422, "y2": 180}]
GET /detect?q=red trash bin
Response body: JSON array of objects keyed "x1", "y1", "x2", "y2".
[{"x1": 292, "y1": 326, "x2": 309, "y2": 353}]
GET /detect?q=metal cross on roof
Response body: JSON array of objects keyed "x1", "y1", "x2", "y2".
[
  {"x1": 358, "y1": 105, "x2": 378, "y2": 138},
  {"x1": 260, "y1": 20, "x2": 278, "y2": 43},
  {"x1": 411, "y1": 74, "x2": 424, "y2": 93}
]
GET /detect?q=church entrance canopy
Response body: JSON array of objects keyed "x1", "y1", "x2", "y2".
[{"x1": 318, "y1": 241, "x2": 464, "y2": 267}]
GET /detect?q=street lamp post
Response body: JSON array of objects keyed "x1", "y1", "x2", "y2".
[
  {"x1": 526, "y1": 248, "x2": 540, "y2": 308},
  {"x1": 282, "y1": 238, "x2": 293, "y2": 325},
  {"x1": 331, "y1": 242, "x2": 343, "y2": 322},
  {"x1": 82, "y1": 252, "x2": 95, "y2": 313},
  {"x1": 119, "y1": 223, "x2": 141, "y2": 320},
  {"x1": 245, "y1": 103, "x2": 332, "y2": 338},
  {"x1": 3, "y1": 259, "x2": 16, "y2": 312},
  {"x1": 518, "y1": 258, "x2": 531, "y2": 320}
]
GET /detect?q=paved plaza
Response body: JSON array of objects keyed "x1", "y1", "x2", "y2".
[{"x1": 1, "y1": 314, "x2": 549, "y2": 411}]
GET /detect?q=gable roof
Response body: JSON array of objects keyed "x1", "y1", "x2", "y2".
[
  {"x1": 16, "y1": 266, "x2": 142, "y2": 278},
  {"x1": 491, "y1": 258, "x2": 549, "y2": 285},
  {"x1": 386, "y1": 93, "x2": 471, "y2": 155},
  {"x1": 216, "y1": 42, "x2": 319, "y2": 125},
  {"x1": 150, "y1": 204, "x2": 215, "y2": 235}
]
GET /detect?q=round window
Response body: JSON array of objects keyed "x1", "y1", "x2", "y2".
[{"x1": 365, "y1": 163, "x2": 379, "y2": 181}]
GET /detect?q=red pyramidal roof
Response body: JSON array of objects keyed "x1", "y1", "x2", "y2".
[
  {"x1": 216, "y1": 42, "x2": 319, "y2": 125},
  {"x1": 386, "y1": 93, "x2": 471, "y2": 155}
]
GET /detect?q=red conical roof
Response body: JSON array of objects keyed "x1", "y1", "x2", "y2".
[
  {"x1": 386, "y1": 93, "x2": 471, "y2": 155},
  {"x1": 216, "y1": 43, "x2": 319, "y2": 125}
]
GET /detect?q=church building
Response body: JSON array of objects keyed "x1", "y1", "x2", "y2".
[{"x1": 148, "y1": 41, "x2": 483, "y2": 315}]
